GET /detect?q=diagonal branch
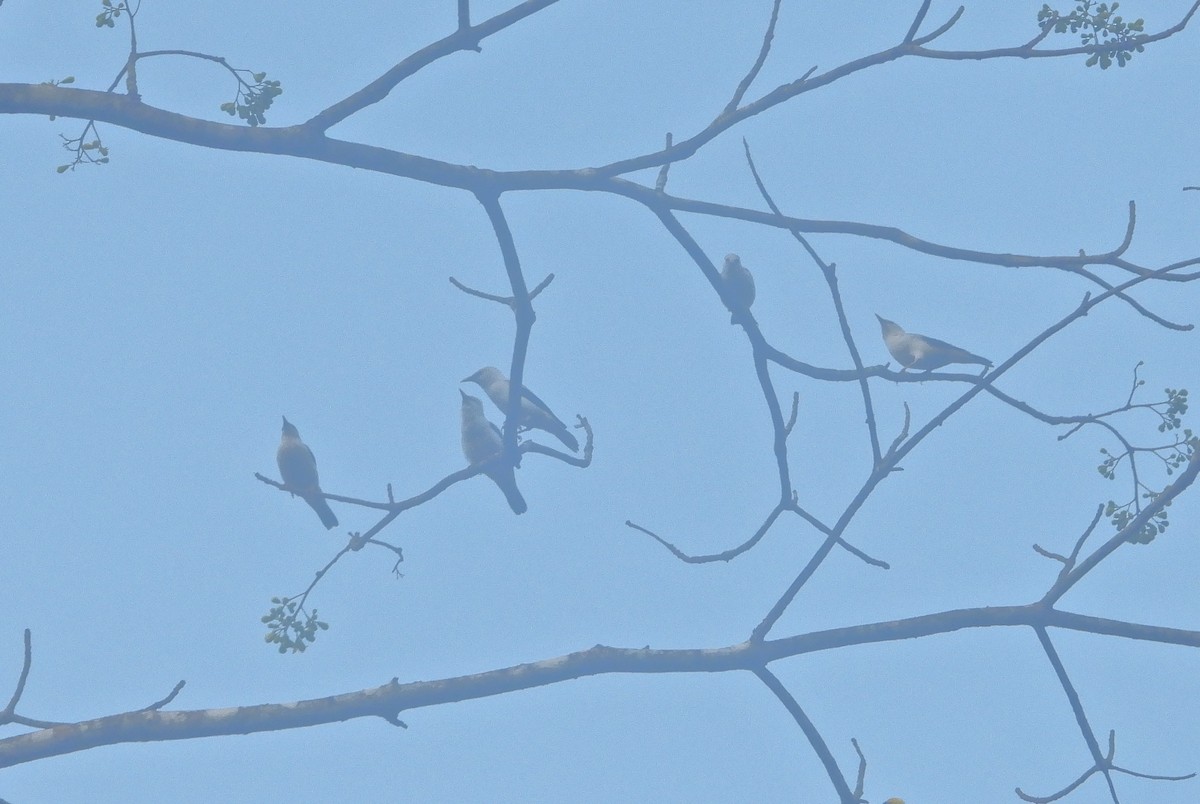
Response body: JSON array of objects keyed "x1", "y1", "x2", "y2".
[
  {"x1": 594, "y1": 2, "x2": 1200, "y2": 177},
  {"x1": 755, "y1": 263, "x2": 1199, "y2": 641},
  {"x1": 305, "y1": 0, "x2": 560, "y2": 130},
  {"x1": 1030, "y1": 626, "x2": 1118, "y2": 801},
  {"x1": 722, "y1": 0, "x2": 783, "y2": 115},
  {"x1": 742, "y1": 138, "x2": 882, "y2": 464},
  {"x1": 753, "y1": 666, "x2": 859, "y2": 803},
  {"x1": 903, "y1": 0, "x2": 935, "y2": 43},
  {"x1": 1043, "y1": 444, "x2": 1200, "y2": 605}
]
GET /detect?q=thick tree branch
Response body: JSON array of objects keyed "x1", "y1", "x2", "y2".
[
  {"x1": 5, "y1": 603, "x2": 1195, "y2": 768},
  {"x1": 4, "y1": 86, "x2": 1197, "y2": 305}
]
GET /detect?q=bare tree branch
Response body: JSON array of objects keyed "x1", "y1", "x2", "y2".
[{"x1": 306, "y1": 0, "x2": 559, "y2": 130}]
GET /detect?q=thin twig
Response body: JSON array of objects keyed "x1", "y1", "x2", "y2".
[
  {"x1": 742, "y1": 138, "x2": 882, "y2": 464},
  {"x1": 139, "y1": 680, "x2": 186, "y2": 712},
  {"x1": 722, "y1": 0, "x2": 783, "y2": 115},
  {"x1": 1, "y1": 630, "x2": 33, "y2": 718}
]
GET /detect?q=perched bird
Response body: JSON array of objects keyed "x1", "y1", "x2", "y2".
[
  {"x1": 460, "y1": 391, "x2": 527, "y2": 515},
  {"x1": 721, "y1": 253, "x2": 756, "y2": 323},
  {"x1": 462, "y1": 366, "x2": 579, "y2": 452},
  {"x1": 276, "y1": 417, "x2": 338, "y2": 529},
  {"x1": 876, "y1": 315, "x2": 992, "y2": 373}
]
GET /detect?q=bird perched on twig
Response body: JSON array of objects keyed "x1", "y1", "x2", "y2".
[
  {"x1": 721, "y1": 253, "x2": 756, "y2": 323},
  {"x1": 276, "y1": 416, "x2": 338, "y2": 529},
  {"x1": 462, "y1": 366, "x2": 579, "y2": 452},
  {"x1": 875, "y1": 315, "x2": 992, "y2": 373},
  {"x1": 460, "y1": 391, "x2": 527, "y2": 515}
]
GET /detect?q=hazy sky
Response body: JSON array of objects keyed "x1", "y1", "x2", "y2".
[{"x1": 2, "y1": 2, "x2": 1199, "y2": 802}]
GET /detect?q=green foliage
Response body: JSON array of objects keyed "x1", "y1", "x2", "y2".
[
  {"x1": 262, "y1": 596, "x2": 329, "y2": 654},
  {"x1": 219, "y1": 72, "x2": 283, "y2": 127},
  {"x1": 1038, "y1": 2, "x2": 1146, "y2": 68},
  {"x1": 91, "y1": 0, "x2": 282, "y2": 127},
  {"x1": 1105, "y1": 494, "x2": 1171, "y2": 544},
  {"x1": 95, "y1": 0, "x2": 127, "y2": 29},
  {"x1": 1158, "y1": 387, "x2": 1189, "y2": 432},
  {"x1": 1097, "y1": 385, "x2": 1193, "y2": 543}
]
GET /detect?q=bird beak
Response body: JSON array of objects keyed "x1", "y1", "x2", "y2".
[
  {"x1": 459, "y1": 389, "x2": 469, "y2": 401},
  {"x1": 281, "y1": 415, "x2": 289, "y2": 426}
]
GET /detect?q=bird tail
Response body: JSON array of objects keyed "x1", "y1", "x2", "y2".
[
  {"x1": 966, "y1": 352, "x2": 993, "y2": 367},
  {"x1": 941, "y1": 345, "x2": 992, "y2": 368},
  {"x1": 305, "y1": 495, "x2": 339, "y2": 529},
  {"x1": 489, "y1": 469, "x2": 528, "y2": 515},
  {"x1": 549, "y1": 423, "x2": 579, "y2": 452}
]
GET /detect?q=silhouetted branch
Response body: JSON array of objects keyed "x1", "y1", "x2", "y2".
[
  {"x1": 0, "y1": 630, "x2": 32, "y2": 722},
  {"x1": 450, "y1": 272, "x2": 554, "y2": 306},
  {"x1": 654, "y1": 132, "x2": 672, "y2": 192},
  {"x1": 1044, "y1": 446, "x2": 1200, "y2": 604},
  {"x1": 742, "y1": 137, "x2": 882, "y2": 464},
  {"x1": 307, "y1": 0, "x2": 558, "y2": 129},
  {"x1": 722, "y1": 0, "x2": 782, "y2": 115},
  {"x1": 2, "y1": 604, "x2": 1196, "y2": 768},
  {"x1": 904, "y1": 0, "x2": 935, "y2": 43},
  {"x1": 753, "y1": 666, "x2": 859, "y2": 803},
  {"x1": 139, "y1": 681, "x2": 186, "y2": 712}
]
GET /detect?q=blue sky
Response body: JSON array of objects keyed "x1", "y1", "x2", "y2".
[{"x1": 2, "y1": 1, "x2": 1199, "y2": 802}]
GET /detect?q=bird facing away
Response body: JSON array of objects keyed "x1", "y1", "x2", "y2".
[
  {"x1": 462, "y1": 366, "x2": 579, "y2": 452},
  {"x1": 460, "y1": 391, "x2": 527, "y2": 515},
  {"x1": 721, "y1": 253, "x2": 756, "y2": 323},
  {"x1": 875, "y1": 315, "x2": 992, "y2": 373},
  {"x1": 276, "y1": 417, "x2": 338, "y2": 529}
]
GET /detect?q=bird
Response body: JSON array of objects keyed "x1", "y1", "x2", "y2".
[
  {"x1": 462, "y1": 366, "x2": 579, "y2": 452},
  {"x1": 875, "y1": 315, "x2": 992, "y2": 373},
  {"x1": 721, "y1": 253, "x2": 756, "y2": 323},
  {"x1": 276, "y1": 417, "x2": 338, "y2": 529},
  {"x1": 460, "y1": 391, "x2": 527, "y2": 514}
]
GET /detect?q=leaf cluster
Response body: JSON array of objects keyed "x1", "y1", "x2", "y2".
[
  {"x1": 1038, "y1": 1, "x2": 1146, "y2": 68},
  {"x1": 1105, "y1": 493, "x2": 1171, "y2": 544},
  {"x1": 95, "y1": 0, "x2": 127, "y2": 29},
  {"x1": 1097, "y1": 386, "x2": 1193, "y2": 542},
  {"x1": 219, "y1": 72, "x2": 283, "y2": 127},
  {"x1": 262, "y1": 596, "x2": 329, "y2": 654}
]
